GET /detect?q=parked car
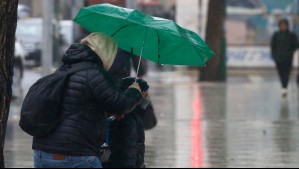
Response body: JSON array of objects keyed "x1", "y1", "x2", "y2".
[
  {"x1": 16, "y1": 18, "x2": 42, "y2": 67},
  {"x1": 16, "y1": 18, "x2": 73, "y2": 67},
  {"x1": 59, "y1": 20, "x2": 74, "y2": 46}
]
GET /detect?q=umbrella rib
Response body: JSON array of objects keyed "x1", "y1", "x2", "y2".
[
  {"x1": 191, "y1": 43, "x2": 207, "y2": 66},
  {"x1": 156, "y1": 31, "x2": 161, "y2": 64},
  {"x1": 75, "y1": 7, "x2": 206, "y2": 41},
  {"x1": 74, "y1": 5, "x2": 213, "y2": 66},
  {"x1": 111, "y1": 25, "x2": 130, "y2": 37},
  {"x1": 73, "y1": 12, "x2": 98, "y2": 23}
]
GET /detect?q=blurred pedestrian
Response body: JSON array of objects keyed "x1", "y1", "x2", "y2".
[
  {"x1": 271, "y1": 19, "x2": 298, "y2": 97},
  {"x1": 32, "y1": 33, "x2": 142, "y2": 168}
]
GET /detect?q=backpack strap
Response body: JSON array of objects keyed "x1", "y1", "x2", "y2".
[
  {"x1": 67, "y1": 66, "x2": 98, "y2": 75},
  {"x1": 59, "y1": 62, "x2": 99, "y2": 76},
  {"x1": 51, "y1": 65, "x2": 102, "y2": 156},
  {"x1": 56, "y1": 65, "x2": 98, "y2": 126},
  {"x1": 105, "y1": 117, "x2": 115, "y2": 145}
]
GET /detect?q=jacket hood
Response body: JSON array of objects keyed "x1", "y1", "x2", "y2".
[
  {"x1": 81, "y1": 33, "x2": 118, "y2": 71},
  {"x1": 62, "y1": 43, "x2": 100, "y2": 64}
]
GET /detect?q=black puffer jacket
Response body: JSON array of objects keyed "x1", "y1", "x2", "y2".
[
  {"x1": 107, "y1": 78, "x2": 148, "y2": 168},
  {"x1": 271, "y1": 30, "x2": 298, "y2": 63},
  {"x1": 109, "y1": 108, "x2": 146, "y2": 168},
  {"x1": 33, "y1": 44, "x2": 142, "y2": 157}
]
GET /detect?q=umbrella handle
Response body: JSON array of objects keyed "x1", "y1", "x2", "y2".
[
  {"x1": 135, "y1": 55, "x2": 142, "y2": 83},
  {"x1": 135, "y1": 28, "x2": 148, "y2": 83}
]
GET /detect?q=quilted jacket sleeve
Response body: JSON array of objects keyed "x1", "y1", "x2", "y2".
[{"x1": 88, "y1": 69, "x2": 142, "y2": 114}]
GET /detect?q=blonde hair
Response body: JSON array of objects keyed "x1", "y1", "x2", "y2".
[{"x1": 81, "y1": 33, "x2": 118, "y2": 71}]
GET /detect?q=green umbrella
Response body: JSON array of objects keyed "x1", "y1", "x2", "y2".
[{"x1": 74, "y1": 3, "x2": 214, "y2": 74}]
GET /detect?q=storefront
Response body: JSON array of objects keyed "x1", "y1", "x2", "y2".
[
  {"x1": 227, "y1": 0, "x2": 298, "y2": 46},
  {"x1": 226, "y1": 0, "x2": 299, "y2": 68}
]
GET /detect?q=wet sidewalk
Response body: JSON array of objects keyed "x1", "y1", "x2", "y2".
[{"x1": 5, "y1": 70, "x2": 299, "y2": 168}]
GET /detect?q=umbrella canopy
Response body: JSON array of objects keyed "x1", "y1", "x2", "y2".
[{"x1": 74, "y1": 3, "x2": 214, "y2": 66}]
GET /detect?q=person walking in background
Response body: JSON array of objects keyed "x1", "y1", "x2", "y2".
[{"x1": 271, "y1": 19, "x2": 298, "y2": 97}]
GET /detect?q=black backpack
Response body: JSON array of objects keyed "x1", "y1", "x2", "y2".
[
  {"x1": 143, "y1": 103, "x2": 157, "y2": 130},
  {"x1": 20, "y1": 66, "x2": 96, "y2": 138}
]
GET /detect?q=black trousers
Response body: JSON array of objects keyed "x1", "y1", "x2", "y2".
[{"x1": 275, "y1": 61, "x2": 293, "y2": 89}]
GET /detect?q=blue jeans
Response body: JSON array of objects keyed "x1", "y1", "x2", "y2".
[{"x1": 34, "y1": 150, "x2": 102, "y2": 168}]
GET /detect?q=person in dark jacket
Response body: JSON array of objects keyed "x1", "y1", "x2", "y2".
[
  {"x1": 109, "y1": 49, "x2": 157, "y2": 130},
  {"x1": 33, "y1": 33, "x2": 143, "y2": 168},
  {"x1": 108, "y1": 78, "x2": 150, "y2": 168},
  {"x1": 109, "y1": 49, "x2": 147, "y2": 82},
  {"x1": 271, "y1": 19, "x2": 298, "y2": 97}
]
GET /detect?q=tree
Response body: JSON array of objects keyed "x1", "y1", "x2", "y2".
[
  {"x1": 0, "y1": 0, "x2": 19, "y2": 167},
  {"x1": 200, "y1": 0, "x2": 227, "y2": 82}
]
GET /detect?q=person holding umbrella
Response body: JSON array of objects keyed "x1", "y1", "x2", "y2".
[
  {"x1": 32, "y1": 33, "x2": 143, "y2": 168},
  {"x1": 271, "y1": 19, "x2": 298, "y2": 97}
]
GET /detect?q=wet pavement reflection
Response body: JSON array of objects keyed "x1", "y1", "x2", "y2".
[{"x1": 5, "y1": 71, "x2": 299, "y2": 168}]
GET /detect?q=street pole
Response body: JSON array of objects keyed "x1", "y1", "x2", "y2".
[
  {"x1": 295, "y1": 0, "x2": 299, "y2": 84},
  {"x1": 42, "y1": 0, "x2": 54, "y2": 76},
  {"x1": 72, "y1": 0, "x2": 85, "y2": 42},
  {"x1": 126, "y1": 0, "x2": 137, "y2": 9},
  {"x1": 201, "y1": 0, "x2": 209, "y2": 39}
]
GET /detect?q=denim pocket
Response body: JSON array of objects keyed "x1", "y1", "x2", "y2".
[
  {"x1": 86, "y1": 156, "x2": 102, "y2": 168},
  {"x1": 33, "y1": 151, "x2": 42, "y2": 168}
]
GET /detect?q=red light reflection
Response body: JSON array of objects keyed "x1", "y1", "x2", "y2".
[{"x1": 191, "y1": 86, "x2": 203, "y2": 168}]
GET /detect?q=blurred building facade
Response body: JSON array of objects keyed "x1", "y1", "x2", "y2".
[
  {"x1": 226, "y1": 0, "x2": 298, "y2": 46},
  {"x1": 19, "y1": 0, "x2": 73, "y2": 19},
  {"x1": 175, "y1": 0, "x2": 299, "y2": 68},
  {"x1": 18, "y1": 0, "x2": 175, "y2": 19},
  {"x1": 225, "y1": 0, "x2": 299, "y2": 68},
  {"x1": 18, "y1": 0, "x2": 299, "y2": 68}
]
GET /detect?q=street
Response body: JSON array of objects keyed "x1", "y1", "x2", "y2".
[{"x1": 4, "y1": 69, "x2": 299, "y2": 168}]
